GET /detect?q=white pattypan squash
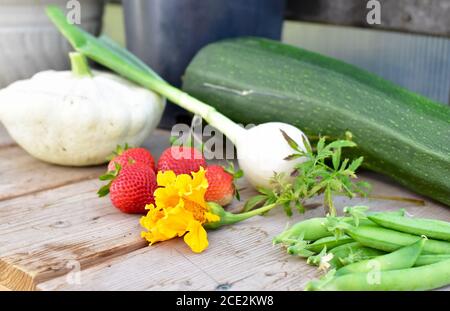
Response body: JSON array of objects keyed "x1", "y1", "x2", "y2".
[{"x1": 0, "y1": 53, "x2": 165, "y2": 166}]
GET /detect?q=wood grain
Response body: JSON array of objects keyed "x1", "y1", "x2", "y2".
[
  {"x1": 0, "y1": 127, "x2": 169, "y2": 202},
  {"x1": 0, "y1": 123, "x2": 104, "y2": 201},
  {"x1": 0, "y1": 129, "x2": 172, "y2": 290},
  {"x1": 0, "y1": 147, "x2": 105, "y2": 202},
  {"x1": 38, "y1": 207, "x2": 317, "y2": 291},
  {"x1": 0, "y1": 127, "x2": 448, "y2": 291},
  {"x1": 38, "y1": 173, "x2": 449, "y2": 291},
  {"x1": 0, "y1": 178, "x2": 148, "y2": 290}
]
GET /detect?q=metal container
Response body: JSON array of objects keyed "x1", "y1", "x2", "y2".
[{"x1": 123, "y1": 0, "x2": 285, "y2": 128}]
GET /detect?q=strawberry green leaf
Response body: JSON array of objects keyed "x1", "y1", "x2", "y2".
[
  {"x1": 234, "y1": 169, "x2": 244, "y2": 179},
  {"x1": 98, "y1": 163, "x2": 121, "y2": 197},
  {"x1": 224, "y1": 161, "x2": 242, "y2": 178},
  {"x1": 97, "y1": 182, "x2": 112, "y2": 197},
  {"x1": 235, "y1": 188, "x2": 241, "y2": 201},
  {"x1": 98, "y1": 172, "x2": 115, "y2": 181},
  {"x1": 106, "y1": 143, "x2": 131, "y2": 160},
  {"x1": 169, "y1": 135, "x2": 178, "y2": 145}
]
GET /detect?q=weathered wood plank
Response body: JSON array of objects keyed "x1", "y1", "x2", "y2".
[
  {"x1": 285, "y1": 0, "x2": 450, "y2": 37},
  {"x1": 38, "y1": 207, "x2": 314, "y2": 291},
  {"x1": 0, "y1": 128, "x2": 170, "y2": 202},
  {"x1": 0, "y1": 178, "x2": 147, "y2": 290},
  {"x1": 1, "y1": 127, "x2": 448, "y2": 291},
  {"x1": 0, "y1": 174, "x2": 259, "y2": 291},
  {"x1": 37, "y1": 173, "x2": 449, "y2": 291},
  {"x1": 0, "y1": 129, "x2": 176, "y2": 290},
  {"x1": 0, "y1": 146, "x2": 105, "y2": 201}
]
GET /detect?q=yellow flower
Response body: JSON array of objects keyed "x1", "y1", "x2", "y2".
[{"x1": 140, "y1": 167, "x2": 220, "y2": 253}]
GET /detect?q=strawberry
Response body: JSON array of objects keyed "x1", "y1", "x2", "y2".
[
  {"x1": 98, "y1": 162, "x2": 157, "y2": 214},
  {"x1": 107, "y1": 155, "x2": 136, "y2": 172},
  {"x1": 205, "y1": 165, "x2": 241, "y2": 206},
  {"x1": 107, "y1": 145, "x2": 155, "y2": 172},
  {"x1": 157, "y1": 146, "x2": 206, "y2": 175}
]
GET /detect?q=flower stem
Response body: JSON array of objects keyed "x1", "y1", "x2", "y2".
[
  {"x1": 205, "y1": 202, "x2": 277, "y2": 230},
  {"x1": 228, "y1": 203, "x2": 277, "y2": 223},
  {"x1": 70, "y1": 52, "x2": 92, "y2": 77}
]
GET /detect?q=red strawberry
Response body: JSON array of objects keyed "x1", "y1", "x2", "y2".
[
  {"x1": 205, "y1": 165, "x2": 236, "y2": 206},
  {"x1": 108, "y1": 145, "x2": 155, "y2": 172},
  {"x1": 98, "y1": 162, "x2": 157, "y2": 214},
  {"x1": 157, "y1": 146, "x2": 206, "y2": 175},
  {"x1": 107, "y1": 155, "x2": 136, "y2": 172}
]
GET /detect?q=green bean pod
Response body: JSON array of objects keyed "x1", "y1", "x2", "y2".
[
  {"x1": 274, "y1": 209, "x2": 405, "y2": 245},
  {"x1": 305, "y1": 235, "x2": 353, "y2": 253},
  {"x1": 273, "y1": 218, "x2": 329, "y2": 244},
  {"x1": 307, "y1": 242, "x2": 385, "y2": 269},
  {"x1": 368, "y1": 214, "x2": 450, "y2": 241},
  {"x1": 366, "y1": 209, "x2": 406, "y2": 217},
  {"x1": 274, "y1": 217, "x2": 376, "y2": 245},
  {"x1": 345, "y1": 225, "x2": 450, "y2": 254},
  {"x1": 306, "y1": 258, "x2": 450, "y2": 291},
  {"x1": 414, "y1": 254, "x2": 450, "y2": 267},
  {"x1": 335, "y1": 239, "x2": 425, "y2": 276}
]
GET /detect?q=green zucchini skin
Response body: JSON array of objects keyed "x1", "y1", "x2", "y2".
[{"x1": 182, "y1": 38, "x2": 450, "y2": 206}]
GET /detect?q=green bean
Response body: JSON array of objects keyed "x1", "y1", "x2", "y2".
[
  {"x1": 345, "y1": 225, "x2": 450, "y2": 254},
  {"x1": 287, "y1": 235, "x2": 353, "y2": 257},
  {"x1": 308, "y1": 242, "x2": 360, "y2": 267},
  {"x1": 366, "y1": 209, "x2": 406, "y2": 217},
  {"x1": 335, "y1": 239, "x2": 424, "y2": 276},
  {"x1": 368, "y1": 214, "x2": 450, "y2": 241},
  {"x1": 305, "y1": 235, "x2": 354, "y2": 253},
  {"x1": 273, "y1": 218, "x2": 329, "y2": 244},
  {"x1": 330, "y1": 242, "x2": 385, "y2": 268},
  {"x1": 414, "y1": 254, "x2": 450, "y2": 267},
  {"x1": 274, "y1": 209, "x2": 405, "y2": 246},
  {"x1": 307, "y1": 242, "x2": 384, "y2": 269},
  {"x1": 306, "y1": 258, "x2": 450, "y2": 291},
  {"x1": 274, "y1": 217, "x2": 375, "y2": 245}
]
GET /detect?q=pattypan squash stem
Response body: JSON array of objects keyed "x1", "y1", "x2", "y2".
[
  {"x1": 69, "y1": 52, "x2": 92, "y2": 77},
  {"x1": 205, "y1": 202, "x2": 277, "y2": 230}
]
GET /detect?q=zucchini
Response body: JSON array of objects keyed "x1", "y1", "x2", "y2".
[{"x1": 182, "y1": 38, "x2": 450, "y2": 206}]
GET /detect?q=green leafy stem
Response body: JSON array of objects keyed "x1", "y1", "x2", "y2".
[{"x1": 244, "y1": 133, "x2": 371, "y2": 217}]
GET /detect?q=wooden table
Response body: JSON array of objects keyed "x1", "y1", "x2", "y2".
[{"x1": 0, "y1": 124, "x2": 448, "y2": 291}]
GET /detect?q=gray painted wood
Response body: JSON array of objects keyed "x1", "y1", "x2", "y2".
[{"x1": 285, "y1": 0, "x2": 450, "y2": 37}]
